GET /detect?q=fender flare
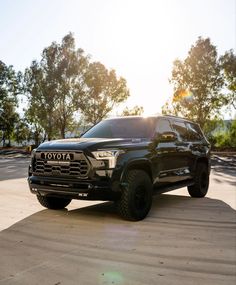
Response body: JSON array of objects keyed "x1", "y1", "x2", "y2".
[{"x1": 120, "y1": 158, "x2": 153, "y2": 184}]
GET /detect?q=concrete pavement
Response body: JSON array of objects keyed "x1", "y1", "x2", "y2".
[{"x1": 0, "y1": 157, "x2": 235, "y2": 285}]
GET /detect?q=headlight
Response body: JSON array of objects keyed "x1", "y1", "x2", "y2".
[
  {"x1": 31, "y1": 149, "x2": 36, "y2": 158},
  {"x1": 92, "y1": 150, "x2": 124, "y2": 168}
]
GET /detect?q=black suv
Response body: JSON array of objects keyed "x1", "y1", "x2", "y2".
[{"x1": 28, "y1": 115, "x2": 211, "y2": 221}]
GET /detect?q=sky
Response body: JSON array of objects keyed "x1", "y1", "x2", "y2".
[{"x1": 1, "y1": 0, "x2": 235, "y2": 117}]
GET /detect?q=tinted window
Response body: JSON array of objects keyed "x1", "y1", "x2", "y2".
[
  {"x1": 82, "y1": 118, "x2": 156, "y2": 139},
  {"x1": 172, "y1": 120, "x2": 188, "y2": 141},
  {"x1": 186, "y1": 122, "x2": 203, "y2": 141},
  {"x1": 156, "y1": 119, "x2": 172, "y2": 134}
]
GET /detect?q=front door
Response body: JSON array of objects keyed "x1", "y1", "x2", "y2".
[{"x1": 150, "y1": 118, "x2": 182, "y2": 184}]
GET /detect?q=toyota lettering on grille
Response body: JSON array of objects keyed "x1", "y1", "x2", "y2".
[{"x1": 41, "y1": 152, "x2": 73, "y2": 161}]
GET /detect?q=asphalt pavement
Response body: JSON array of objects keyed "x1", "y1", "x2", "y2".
[
  {"x1": 0, "y1": 158, "x2": 30, "y2": 180},
  {"x1": 0, "y1": 156, "x2": 235, "y2": 285}
]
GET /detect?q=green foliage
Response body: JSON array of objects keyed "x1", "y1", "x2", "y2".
[
  {"x1": 220, "y1": 50, "x2": 236, "y2": 109},
  {"x1": 24, "y1": 33, "x2": 89, "y2": 140},
  {"x1": 230, "y1": 120, "x2": 236, "y2": 146},
  {"x1": 13, "y1": 120, "x2": 32, "y2": 145},
  {"x1": 121, "y1": 105, "x2": 144, "y2": 116},
  {"x1": 51, "y1": 34, "x2": 89, "y2": 138},
  {"x1": 162, "y1": 37, "x2": 225, "y2": 129},
  {"x1": 79, "y1": 62, "x2": 130, "y2": 125},
  {"x1": 0, "y1": 61, "x2": 19, "y2": 103},
  {"x1": 212, "y1": 120, "x2": 236, "y2": 148},
  {"x1": 24, "y1": 33, "x2": 129, "y2": 139},
  {"x1": 0, "y1": 61, "x2": 21, "y2": 146},
  {"x1": 0, "y1": 100, "x2": 19, "y2": 146},
  {"x1": 203, "y1": 117, "x2": 224, "y2": 145}
]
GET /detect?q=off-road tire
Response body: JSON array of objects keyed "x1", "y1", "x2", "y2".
[
  {"x1": 37, "y1": 195, "x2": 71, "y2": 209},
  {"x1": 116, "y1": 170, "x2": 153, "y2": 221},
  {"x1": 188, "y1": 162, "x2": 209, "y2": 198}
]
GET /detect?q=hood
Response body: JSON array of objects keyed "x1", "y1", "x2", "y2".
[{"x1": 36, "y1": 137, "x2": 148, "y2": 152}]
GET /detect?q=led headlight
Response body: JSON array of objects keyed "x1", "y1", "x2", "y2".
[
  {"x1": 92, "y1": 150, "x2": 124, "y2": 168},
  {"x1": 31, "y1": 148, "x2": 36, "y2": 158}
]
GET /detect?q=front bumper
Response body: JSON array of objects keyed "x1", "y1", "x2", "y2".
[{"x1": 28, "y1": 175, "x2": 121, "y2": 201}]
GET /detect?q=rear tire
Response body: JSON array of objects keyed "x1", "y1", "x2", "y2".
[
  {"x1": 116, "y1": 170, "x2": 153, "y2": 221},
  {"x1": 37, "y1": 195, "x2": 71, "y2": 209},
  {"x1": 188, "y1": 163, "x2": 209, "y2": 198}
]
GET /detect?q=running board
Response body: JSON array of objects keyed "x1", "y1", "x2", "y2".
[{"x1": 154, "y1": 180, "x2": 194, "y2": 195}]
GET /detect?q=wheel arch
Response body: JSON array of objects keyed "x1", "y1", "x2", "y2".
[
  {"x1": 195, "y1": 157, "x2": 210, "y2": 173},
  {"x1": 197, "y1": 157, "x2": 209, "y2": 166},
  {"x1": 120, "y1": 159, "x2": 153, "y2": 184}
]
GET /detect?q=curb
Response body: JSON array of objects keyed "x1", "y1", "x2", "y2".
[{"x1": 211, "y1": 152, "x2": 236, "y2": 156}]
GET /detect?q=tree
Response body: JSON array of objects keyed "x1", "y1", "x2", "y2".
[
  {"x1": 220, "y1": 50, "x2": 236, "y2": 109},
  {"x1": 0, "y1": 61, "x2": 20, "y2": 146},
  {"x1": 213, "y1": 119, "x2": 236, "y2": 148},
  {"x1": 51, "y1": 33, "x2": 88, "y2": 138},
  {"x1": 13, "y1": 119, "x2": 32, "y2": 146},
  {"x1": 24, "y1": 59, "x2": 57, "y2": 141},
  {"x1": 0, "y1": 100, "x2": 19, "y2": 146},
  {"x1": 24, "y1": 105, "x2": 44, "y2": 146},
  {"x1": 24, "y1": 33, "x2": 130, "y2": 136},
  {"x1": 203, "y1": 116, "x2": 224, "y2": 145},
  {"x1": 24, "y1": 33, "x2": 88, "y2": 139},
  {"x1": 122, "y1": 105, "x2": 144, "y2": 116},
  {"x1": 79, "y1": 62, "x2": 130, "y2": 125},
  {"x1": 229, "y1": 119, "x2": 236, "y2": 147},
  {"x1": 162, "y1": 37, "x2": 225, "y2": 129}
]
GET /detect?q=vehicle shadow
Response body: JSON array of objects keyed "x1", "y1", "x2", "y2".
[{"x1": 0, "y1": 194, "x2": 235, "y2": 285}]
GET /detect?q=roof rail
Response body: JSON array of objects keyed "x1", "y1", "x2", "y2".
[
  {"x1": 163, "y1": 114, "x2": 185, "y2": 119},
  {"x1": 163, "y1": 114, "x2": 195, "y2": 122}
]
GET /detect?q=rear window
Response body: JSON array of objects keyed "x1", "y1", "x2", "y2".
[{"x1": 82, "y1": 118, "x2": 156, "y2": 139}]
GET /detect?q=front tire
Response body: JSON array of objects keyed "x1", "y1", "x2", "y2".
[
  {"x1": 116, "y1": 170, "x2": 153, "y2": 221},
  {"x1": 37, "y1": 195, "x2": 71, "y2": 209},
  {"x1": 188, "y1": 162, "x2": 209, "y2": 198}
]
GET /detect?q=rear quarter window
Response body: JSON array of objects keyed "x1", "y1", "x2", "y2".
[
  {"x1": 155, "y1": 119, "x2": 173, "y2": 134},
  {"x1": 186, "y1": 122, "x2": 204, "y2": 141},
  {"x1": 171, "y1": 120, "x2": 189, "y2": 141}
]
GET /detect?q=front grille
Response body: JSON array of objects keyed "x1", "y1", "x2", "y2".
[{"x1": 33, "y1": 151, "x2": 90, "y2": 178}]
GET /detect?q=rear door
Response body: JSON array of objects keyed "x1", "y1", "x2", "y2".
[
  {"x1": 168, "y1": 119, "x2": 192, "y2": 181},
  {"x1": 185, "y1": 121, "x2": 208, "y2": 175},
  {"x1": 152, "y1": 118, "x2": 186, "y2": 184}
]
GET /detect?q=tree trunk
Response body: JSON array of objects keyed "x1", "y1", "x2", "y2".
[
  {"x1": 2, "y1": 135, "x2": 5, "y2": 147},
  {"x1": 48, "y1": 124, "x2": 52, "y2": 141},
  {"x1": 60, "y1": 126, "x2": 65, "y2": 139},
  {"x1": 34, "y1": 131, "x2": 40, "y2": 146}
]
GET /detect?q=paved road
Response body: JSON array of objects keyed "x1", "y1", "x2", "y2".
[
  {"x1": 0, "y1": 158, "x2": 30, "y2": 180},
  {"x1": 0, "y1": 157, "x2": 235, "y2": 285}
]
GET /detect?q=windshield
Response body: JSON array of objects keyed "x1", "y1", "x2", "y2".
[{"x1": 82, "y1": 118, "x2": 157, "y2": 139}]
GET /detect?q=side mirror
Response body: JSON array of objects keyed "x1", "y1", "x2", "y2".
[{"x1": 159, "y1": 131, "x2": 178, "y2": 142}]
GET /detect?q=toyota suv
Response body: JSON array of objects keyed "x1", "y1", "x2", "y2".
[{"x1": 28, "y1": 115, "x2": 211, "y2": 221}]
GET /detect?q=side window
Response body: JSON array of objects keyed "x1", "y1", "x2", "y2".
[
  {"x1": 186, "y1": 122, "x2": 203, "y2": 141},
  {"x1": 171, "y1": 120, "x2": 188, "y2": 141},
  {"x1": 156, "y1": 119, "x2": 172, "y2": 134}
]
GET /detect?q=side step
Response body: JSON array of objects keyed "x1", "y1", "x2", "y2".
[{"x1": 154, "y1": 180, "x2": 194, "y2": 195}]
